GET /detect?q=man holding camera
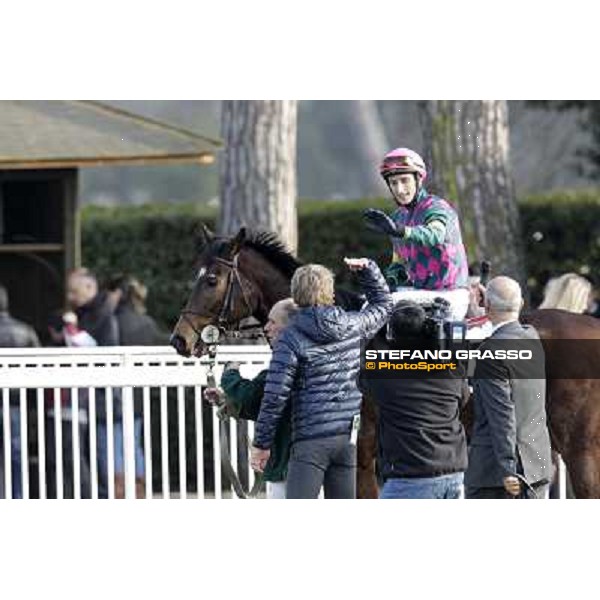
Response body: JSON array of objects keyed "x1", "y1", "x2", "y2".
[{"x1": 359, "y1": 300, "x2": 468, "y2": 499}]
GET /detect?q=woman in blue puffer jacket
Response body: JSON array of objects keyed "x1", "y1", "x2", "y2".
[{"x1": 251, "y1": 258, "x2": 392, "y2": 499}]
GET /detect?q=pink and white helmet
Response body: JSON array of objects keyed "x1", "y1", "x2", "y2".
[{"x1": 380, "y1": 148, "x2": 427, "y2": 182}]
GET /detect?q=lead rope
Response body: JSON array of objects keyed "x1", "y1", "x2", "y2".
[{"x1": 206, "y1": 349, "x2": 263, "y2": 499}]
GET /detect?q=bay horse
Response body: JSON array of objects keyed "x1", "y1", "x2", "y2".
[
  {"x1": 521, "y1": 309, "x2": 600, "y2": 498},
  {"x1": 170, "y1": 225, "x2": 600, "y2": 498}
]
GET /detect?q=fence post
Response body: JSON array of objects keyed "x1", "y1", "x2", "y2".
[{"x1": 122, "y1": 355, "x2": 136, "y2": 499}]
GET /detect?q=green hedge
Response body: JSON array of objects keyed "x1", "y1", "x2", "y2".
[
  {"x1": 81, "y1": 203, "x2": 217, "y2": 329},
  {"x1": 82, "y1": 191, "x2": 600, "y2": 327},
  {"x1": 520, "y1": 190, "x2": 600, "y2": 303}
]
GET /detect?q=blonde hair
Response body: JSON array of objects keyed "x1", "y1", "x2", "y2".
[
  {"x1": 539, "y1": 273, "x2": 592, "y2": 313},
  {"x1": 128, "y1": 278, "x2": 148, "y2": 314},
  {"x1": 291, "y1": 265, "x2": 335, "y2": 307}
]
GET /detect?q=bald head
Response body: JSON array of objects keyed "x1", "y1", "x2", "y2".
[
  {"x1": 264, "y1": 298, "x2": 298, "y2": 344},
  {"x1": 67, "y1": 268, "x2": 98, "y2": 309},
  {"x1": 485, "y1": 276, "x2": 523, "y2": 322}
]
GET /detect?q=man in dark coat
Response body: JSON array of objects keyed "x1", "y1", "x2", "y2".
[
  {"x1": 205, "y1": 298, "x2": 298, "y2": 499},
  {"x1": 0, "y1": 284, "x2": 40, "y2": 498},
  {"x1": 359, "y1": 301, "x2": 468, "y2": 499},
  {"x1": 0, "y1": 285, "x2": 40, "y2": 348},
  {"x1": 251, "y1": 258, "x2": 392, "y2": 499},
  {"x1": 465, "y1": 276, "x2": 552, "y2": 499},
  {"x1": 54, "y1": 268, "x2": 119, "y2": 498}
]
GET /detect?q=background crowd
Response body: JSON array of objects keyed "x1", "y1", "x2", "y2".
[{"x1": 0, "y1": 271, "x2": 167, "y2": 498}]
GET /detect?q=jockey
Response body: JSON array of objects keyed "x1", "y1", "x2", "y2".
[{"x1": 363, "y1": 147, "x2": 470, "y2": 320}]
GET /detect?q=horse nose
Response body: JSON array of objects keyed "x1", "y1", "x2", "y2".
[{"x1": 170, "y1": 333, "x2": 189, "y2": 357}]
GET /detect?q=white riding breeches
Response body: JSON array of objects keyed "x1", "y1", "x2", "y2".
[{"x1": 391, "y1": 287, "x2": 470, "y2": 321}]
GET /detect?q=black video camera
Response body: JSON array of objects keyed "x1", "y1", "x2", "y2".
[{"x1": 423, "y1": 297, "x2": 467, "y2": 349}]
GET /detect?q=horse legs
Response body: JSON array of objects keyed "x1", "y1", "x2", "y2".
[
  {"x1": 356, "y1": 394, "x2": 379, "y2": 499},
  {"x1": 545, "y1": 380, "x2": 600, "y2": 499}
]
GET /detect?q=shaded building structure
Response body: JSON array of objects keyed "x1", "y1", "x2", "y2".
[{"x1": 0, "y1": 101, "x2": 220, "y2": 342}]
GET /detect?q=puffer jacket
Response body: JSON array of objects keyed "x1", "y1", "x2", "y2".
[{"x1": 253, "y1": 260, "x2": 392, "y2": 449}]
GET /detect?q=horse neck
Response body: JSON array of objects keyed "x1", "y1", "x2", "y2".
[{"x1": 239, "y1": 248, "x2": 293, "y2": 325}]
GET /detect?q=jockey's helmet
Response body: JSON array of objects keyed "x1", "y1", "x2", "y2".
[{"x1": 380, "y1": 148, "x2": 427, "y2": 182}]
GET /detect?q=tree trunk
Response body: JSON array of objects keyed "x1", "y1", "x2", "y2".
[
  {"x1": 346, "y1": 101, "x2": 390, "y2": 195},
  {"x1": 418, "y1": 100, "x2": 524, "y2": 281},
  {"x1": 219, "y1": 100, "x2": 298, "y2": 253}
]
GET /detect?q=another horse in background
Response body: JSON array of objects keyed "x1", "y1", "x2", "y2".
[{"x1": 522, "y1": 309, "x2": 600, "y2": 498}]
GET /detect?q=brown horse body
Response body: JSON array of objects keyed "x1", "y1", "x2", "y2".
[
  {"x1": 171, "y1": 228, "x2": 600, "y2": 498},
  {"x1": 522, "y1": 309, "x2": 600, "y2": 498}
]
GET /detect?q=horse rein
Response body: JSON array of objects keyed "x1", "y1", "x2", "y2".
[
  {"x1": 206, "y1": 366, "x2": 263, "y2": 499},
  {"x1": 179, "y1": 254, "x2": 266, "y2": 498}
]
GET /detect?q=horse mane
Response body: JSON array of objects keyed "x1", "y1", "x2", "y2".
[
  {"x1": 242, "y1": 230, "x2": 302, "y2": 278},
  {"x1": 242, "y1": 229, "x2": 365, "y2": 311}
]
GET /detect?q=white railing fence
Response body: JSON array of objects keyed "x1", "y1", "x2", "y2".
[
  {"x1": 0, "y1": 345, "x2": 272, "y2": 499},
  {"x1": 0, "y1": 345, "x2": 570, "y2": 499}
]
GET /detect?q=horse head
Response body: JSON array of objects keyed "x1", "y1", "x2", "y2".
[
  {"x1": 170, "y1": 225, "x2": 260, "y2": 357},
  {"x1": 170, "y1": 224, "x2": 369, "y2": 357}
]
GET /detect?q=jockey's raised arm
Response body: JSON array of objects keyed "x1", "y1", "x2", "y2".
[{"x1": 363, "y1": 147, "x2": 470, "y2": 321}]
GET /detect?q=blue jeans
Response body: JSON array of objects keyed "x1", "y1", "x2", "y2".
[
  {"x1": 380, "y1": 472, "x2": 464, "y2": 499},
  {"x1": 97, "y1": 418, "x2": 145, "y2": 498}
]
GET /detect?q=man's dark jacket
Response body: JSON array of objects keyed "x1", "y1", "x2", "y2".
[
  {"x1": 0, "y1": 311, "x2": 40, "y2": 405},
  {"x1": 0, "y1": 312, "x2": 40, "y2": 348},
  {"x1": 253, "y1": 260, "x2": 392, "y2": 449},
  {"x1": 221, "y1": 369, "x2": 290, "y2": 482},
  {"x1": 76, "y1": 292, "x2": 120, "y2": 420},
  {"x1": 360, "y1": 343, "x2": 468, "y2": 479},
  {"x1": 76, "y1": 292, "x2": 119, "y2": 347},
  {"x1": 465, "y1": 320, "x2": 552, "y2": 490}
]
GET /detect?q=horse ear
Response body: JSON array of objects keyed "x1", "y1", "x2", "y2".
[
  {"x1": 195, "y1": 222, "x2": 214, "y2": 252},
  {"x1": 229, "y1": 227, "x2": 247, "y2": 257}
]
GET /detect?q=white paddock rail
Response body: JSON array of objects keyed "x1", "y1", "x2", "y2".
[
  {"x1": 0, "y1": 345, "x2": 569, "y2": 500},
  {"x1": 0, "y1": 345, "x2": 272, "y2": 499}
]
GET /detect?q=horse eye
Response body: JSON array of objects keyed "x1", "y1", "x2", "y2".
[{"x1": 207, "y1": 274, "x2": 218, "y2": 286}]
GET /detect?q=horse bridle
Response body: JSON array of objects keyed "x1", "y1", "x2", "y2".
[
  {"x1": 181, "y1": 254, "x2": 264, "y2": 499},
  {"x1": 180, "y1": 254, "x2": 258, "y2": 339}
]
